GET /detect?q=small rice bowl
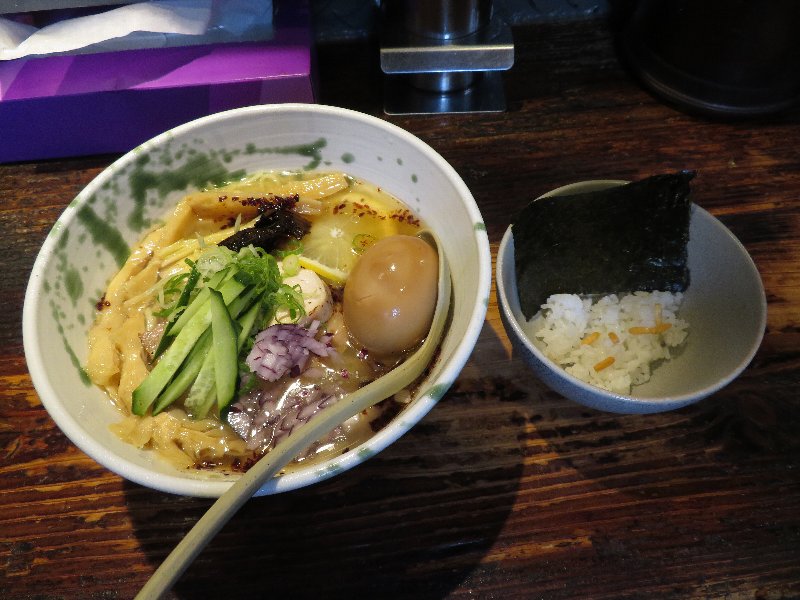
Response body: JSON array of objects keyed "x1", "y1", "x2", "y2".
[{"x1": 525, "y1": 291, "x2": 688, "y2": 394}]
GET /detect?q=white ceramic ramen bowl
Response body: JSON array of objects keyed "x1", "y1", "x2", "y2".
[
  {"x1": 23, "y1": 104, "x2": 491, "y2": 497},
  {"x1": 496, "y1": 180, "x2": 767, "y2": 414}
]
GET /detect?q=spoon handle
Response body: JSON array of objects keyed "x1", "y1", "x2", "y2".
[
  {"x1": 135, "y1": 385, "x2": 377, "y2": 599},
  {"x1": 136, "y1": 233, "x2": 450, "y2": 600}
]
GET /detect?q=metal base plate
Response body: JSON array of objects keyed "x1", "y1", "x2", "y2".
[{"x1": 383, "y1": 71, "x2": 506, "y2": 115}]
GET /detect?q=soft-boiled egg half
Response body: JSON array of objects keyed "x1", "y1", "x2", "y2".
[{"x1": 343, "y1": 235, "x2": 439, "y2": 357}]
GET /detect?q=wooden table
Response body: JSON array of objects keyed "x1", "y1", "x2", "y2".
[{"x1": 2, "y1": 19, "x2": 799, "y2": 599}]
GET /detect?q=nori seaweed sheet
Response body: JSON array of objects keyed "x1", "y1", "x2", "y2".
[{"x1": 513, "y1": 171, "x2": 694, "y2": 319}]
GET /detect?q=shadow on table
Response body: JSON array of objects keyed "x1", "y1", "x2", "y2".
[
  {"x1": 125, "y1": 320, "x2": 526, "y2": 599},
  {"x1": 488, "y1": 335, "x2": 800, "y2": 596}
]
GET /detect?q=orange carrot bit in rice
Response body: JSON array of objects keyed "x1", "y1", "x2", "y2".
[
  {"x1": 593, "y1": 356, "x2": 615, "y2": 371},
  {"x1": 581, "y1": 331, "x2": 600, "y2": 345},
  {"x1": 608, "y1": 331, "x2": 620, "y2": 344},
  {"x1": 629, "y1": 323, "x2": 673, "y2": 335}
]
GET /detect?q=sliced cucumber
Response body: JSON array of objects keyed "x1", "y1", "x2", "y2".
[
  {"x1": 223, "y1": 301, "x2": 263, "y2": 421},
  {"x1": 169, "y1": 267, "x2": 239, "y2": 336},
  {"x1": 153, "y1": 266, "x2": 201, "y2": 359},
  {"x1": 183, "y1": 290, "x2": 240, "y2": 420},
  {"x1": 150, "y1": 328, "x2": 212, "y2": 415},
  {"x1": 131, "y1": 282, "x2": 246, "y2": 415},
  {"x1": 210, "y1": 288, "x2": 239, "y2": 414},
  {"x1": 149, "y1": 300, "x2": 256, "y2": 418},
  {"x1": 236, "y1": 300, "x2": 262, "y2": 349},
  {"x1": 184, "y1": 351, "x2": 217, "y2": 419},
  {"x1": 227, "y1": 286, "x2": 259, "y2": 321},
  {"x1": 133, "y1": 310, "x2": 212, "y2": 415}
]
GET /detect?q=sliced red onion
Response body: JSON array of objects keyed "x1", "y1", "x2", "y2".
[{"x1": 246, "y1": 321, "x2": 333, "y2": 382}]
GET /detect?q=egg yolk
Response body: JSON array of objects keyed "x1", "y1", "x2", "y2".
[{"x1": 343, "y1": 235, "x2": 439, "y2": 357}]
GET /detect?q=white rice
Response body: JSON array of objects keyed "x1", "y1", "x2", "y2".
[{"x1": 525, "y1": 291, "x2": 689, "y2": 395}]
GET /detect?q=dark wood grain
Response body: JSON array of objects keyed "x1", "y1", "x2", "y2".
[{"x1": 2, "y1": 19, "x2": 799, "y2": 599}]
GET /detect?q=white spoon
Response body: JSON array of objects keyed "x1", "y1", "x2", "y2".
[{"x1": 136, "y1": 231, "x2": 451, "y2": 599}]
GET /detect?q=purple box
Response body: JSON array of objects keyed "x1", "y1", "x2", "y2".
[{"x1": 0, "y1": 5, "x2": 315, "y2": 163}]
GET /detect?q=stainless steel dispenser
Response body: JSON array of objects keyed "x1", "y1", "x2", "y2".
[{"x1": 380, "y1": 0, "x2": 514, "y2": 114}]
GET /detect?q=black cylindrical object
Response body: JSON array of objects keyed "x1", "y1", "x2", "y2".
[{"x1": 622, "y1": 0, "x2": 800, "y2": 116}]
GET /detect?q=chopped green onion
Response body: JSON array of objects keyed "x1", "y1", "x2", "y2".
[
  {"x1": 274, "y1": 239, "x2": 303, "y2": 258},
  {"x1": 282, "y1": 254, "x2": 300, "y2": 277}
]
